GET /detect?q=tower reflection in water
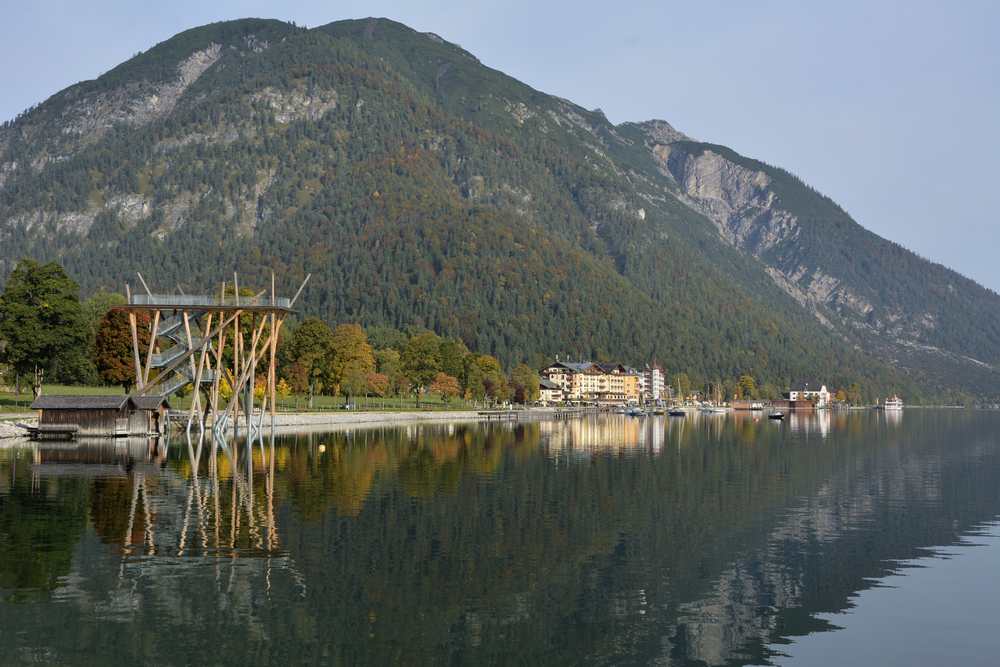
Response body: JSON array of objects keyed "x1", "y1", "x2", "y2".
[
  {"x1": 3, "y1": 409, "x2": 993, "y2": 667},
  {"x1": 19, "y1": 431, "x2": 303, "y2": 615}
]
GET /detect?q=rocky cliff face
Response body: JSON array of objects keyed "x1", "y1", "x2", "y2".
[
  {"x1": 645, "y1": 139, "x2": 872, "y2": 328},
  {"x1": 637, "y1": 127, "x2": 999, "y2": 384}
]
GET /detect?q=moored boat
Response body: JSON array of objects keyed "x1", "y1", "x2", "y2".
[
  {"x1": 884, "y1": 395, "x2": 903, "y2": 411},
  {"x1": 768, "y1": 411, "x2": 784, "y2": 420}
]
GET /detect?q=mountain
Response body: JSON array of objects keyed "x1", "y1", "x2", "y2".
[{"x1": 1, "y1": 17, "x2": 997, "y2": 400}]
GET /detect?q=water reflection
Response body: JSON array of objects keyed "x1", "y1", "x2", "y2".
[{"x1": 0, "y1": 410, "x2": 997, "y2": 665}]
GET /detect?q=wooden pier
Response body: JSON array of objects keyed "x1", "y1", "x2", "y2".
[
  {"x1": 478, "y1": 410, "x2": 520, "y2": 421},
  {"x1": 19, "y1": 423, "x2": 79, "y2": 440}
]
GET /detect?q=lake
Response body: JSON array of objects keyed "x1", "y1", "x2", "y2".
[{"x1": 1, "y1": 409, "x2": 999, "y2": 665}]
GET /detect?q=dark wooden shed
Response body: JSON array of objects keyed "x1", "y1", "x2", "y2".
[{"x1": 31, "y1": 395, "x2": 170, "y2": 437}]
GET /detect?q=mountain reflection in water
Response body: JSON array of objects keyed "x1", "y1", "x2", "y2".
[{"x1": 0, "y1": 410, "x2": 998, "y2": 665}]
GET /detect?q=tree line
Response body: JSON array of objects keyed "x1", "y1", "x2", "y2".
[
  {"x1": 3, "y1": 259, "x2": 966, "y2": 406},
  {"x1": 0, "y1": 259, "x2": 540, "y2": 405}
]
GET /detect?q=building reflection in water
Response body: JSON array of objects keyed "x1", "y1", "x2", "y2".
[
  {"x1": 787, "y1": 409, "x2": 832, "y2": 438},
  {"x1": 1, "y1": 410, "x2": 994, "y2": 667}
]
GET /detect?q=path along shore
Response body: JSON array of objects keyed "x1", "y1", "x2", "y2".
[{"x1": 1, "y1": 407, "x2": 577, "y2": 440}]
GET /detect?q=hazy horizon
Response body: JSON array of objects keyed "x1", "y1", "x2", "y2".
[{"x1": 4, "y1": 1, "x2": 998, "y2": 292}]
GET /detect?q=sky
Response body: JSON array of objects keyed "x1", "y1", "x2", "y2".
[{"x1": 3, "y1": 1, "x2": 999, "y2": 291}]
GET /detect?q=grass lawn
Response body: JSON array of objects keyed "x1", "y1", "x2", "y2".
[
  {"x1": 0, "y1": 384, "x2": 124, "y2": 414},
  {"x1": 1, "y1": 385, "x2": 481, "y2": 415}
]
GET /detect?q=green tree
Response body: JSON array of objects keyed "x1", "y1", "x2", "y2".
[
  {"x1": 509, "y1": 363, "x2": 540, "y2": 403},
  {"x1": 340, "y1": 361, "x2": 370, "y2": 401},
  {"x1": 738, "y1": 374, "x2": 758, "y2": 400},
  {"x1": 402, "y1": 331, "x2": 442, "y2": 390},
  {"x1": 464, "y1": 354, "x2": 509, "y2": 403},
  {"x1": 375, "y1": 348, "x2": 408, "y2": 396},
  {"x1": 83, "y1": 290, "x2": 126, "y2": 349},
  {"x1": 279, "y1": 317, "x2": 335, "y2": 408},
  {"x1": 439, "y1": 337, "x2": 470, "y2": 383},
  {"x1": 0, "y1": 259, "x2": 90, "y2": 397},
  {"x1": 94, "y1": 309, "x2": 151, "y2": 392},
  {"x1": 367, "y1": 325, "x2": 408, "y2": 352},
  {"x1": 328, "y1": 323, "x2": 375, "y2": 395},
  {"x1": 675, "y1": 373, "x2": 692, "y2": 402}
]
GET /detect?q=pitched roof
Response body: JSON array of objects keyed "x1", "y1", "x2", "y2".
[
  {"x1": 30, "y1": 394, "x2": 171, "y2": 410},
  {"x1": 131, "y1": 396, "x2": 171, "y2": 410},
  {"x1": 31, "y1": 395, "x2": 128, "y2": 410},
  {"x1": 545, "y1": 361, "x2": 597, "y2": 373},
  {"x1": 789, "y1": 380, "x2": 828, "y2": 391},
  {"x1": 597, "y1": 363, "x2": 636, "y2": 374},
  {"x1": 539, "y1": 378, "x2": 561, "y2": 390}
]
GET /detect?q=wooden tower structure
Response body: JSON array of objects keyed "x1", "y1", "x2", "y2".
[{"x1": 117, "y1": 272, "x2": 309, "y2": 436}]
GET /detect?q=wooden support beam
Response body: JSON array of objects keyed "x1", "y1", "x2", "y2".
[
  {"x1": 209, "y1": 326, "x2": 227, "y2": 426},
  {"x1": 233, "y1": 308, "x2": 241, "y2": 428},
  {"x1": 142, "y1": 310, "x2": 160, "y2": 386},
  {"x1": 136, "y1": 272, "x2": 153, "y2": 296},
  {"x1": 270, "y1": 273, "x2": 278, "y2": 420},
  {"x1": 137, "y1": 309, "x2": 243, "y2": 397},
  {"x1": 217, "y1": 317, "x2": 271, "y2": 428},
  {"x1": 290, "y1": 274, "x2": 311, "y2": 308},
  {"x1": 208, "y1": 282, "x2": 227, "y2": 427},
  {"x1": 187, "y1": 312, "x2": 213, "y2": 428},
  {"x1": 126, "y1": 284, "x2": 143, "y2": 390}
]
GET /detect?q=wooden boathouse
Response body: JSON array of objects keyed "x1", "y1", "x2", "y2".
[{"x1": 30, "y1": 395, "x2": 170, "y2": 438}]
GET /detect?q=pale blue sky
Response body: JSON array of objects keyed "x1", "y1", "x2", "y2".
[{"x1": 4, "y1": 1, "x2": 999, "y2": 291}]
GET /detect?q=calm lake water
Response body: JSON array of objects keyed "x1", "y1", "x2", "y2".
[{"x1": 2, "y1": 410, "x2": 1000, "y2": 665}]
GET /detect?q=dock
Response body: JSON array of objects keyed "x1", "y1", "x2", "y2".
[
  {"x1": 19, "y1": 423, "x2": 79, "y2": 440},
  {"x1": 478, "y1": 410, "x2": 520, "y2": 421}
]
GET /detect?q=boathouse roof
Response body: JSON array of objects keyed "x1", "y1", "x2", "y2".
[
  {"x1": 31, "y1": 395, "x2": 171, "y2": 410},
  {"x1": 32, "y1": 395, "x2": 129, "y2": 410}
]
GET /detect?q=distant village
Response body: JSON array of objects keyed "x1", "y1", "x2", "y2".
[{"x1": 537, "y1": 360, "x2": 852, "y2": 410}]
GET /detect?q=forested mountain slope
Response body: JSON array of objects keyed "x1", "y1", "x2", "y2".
[{"x1": 0, "y1": 17, "x2": 996, "y2": 398}]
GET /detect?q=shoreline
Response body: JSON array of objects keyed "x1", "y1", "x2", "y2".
[{"x1": 1, "y1": 407, "x2": 578, "y2": 441}]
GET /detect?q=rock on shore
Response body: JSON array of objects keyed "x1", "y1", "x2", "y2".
[{"x1": 0, "y1": 419, "x2": 34, "y2": 439}]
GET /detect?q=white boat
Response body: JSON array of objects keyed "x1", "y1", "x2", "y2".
[{"x1": 884, "y1": 395, "x2": 903, "y2": 411}]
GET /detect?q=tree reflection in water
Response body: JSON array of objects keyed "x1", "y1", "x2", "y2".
[{"x1": 0, "y1": 411, "x2": 998, "y2": 665}]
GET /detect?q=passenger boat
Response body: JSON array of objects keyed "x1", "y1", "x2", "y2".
[{"x1": 883, "y1": 395, "x2": 903, "y2": 411}]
